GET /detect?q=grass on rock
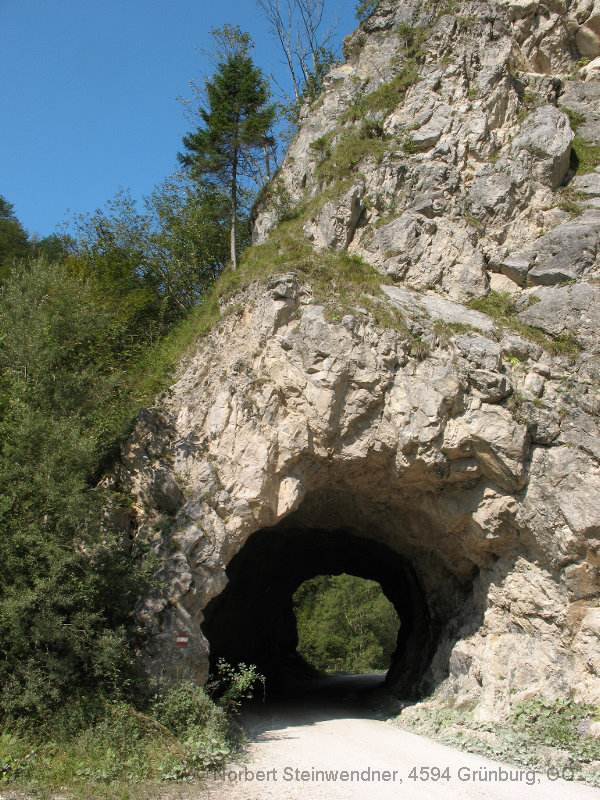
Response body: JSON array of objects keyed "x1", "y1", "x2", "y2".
[{"x1": 468, "y1": 291, "x2": 581, "y2": 358}]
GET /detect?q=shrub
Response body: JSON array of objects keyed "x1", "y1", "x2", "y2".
[{"x1": 207, "y1": 660, "x2": 265, "y2": 714}]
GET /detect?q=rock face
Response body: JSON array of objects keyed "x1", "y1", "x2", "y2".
[{"x1": 116, "y1": 0, "x2": 600, "y2": 721}]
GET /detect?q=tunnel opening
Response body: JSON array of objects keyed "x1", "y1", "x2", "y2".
[
  {"x1": 202, "y1": 524, "x2": 438, "y2": 699},
  {"x1": 293, "y1": 573, "x2": 401, "y2": 677}
]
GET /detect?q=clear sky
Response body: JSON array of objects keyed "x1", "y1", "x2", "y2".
[{"x1": 1, "y1": 0, "x2": 357, "y2": 238}]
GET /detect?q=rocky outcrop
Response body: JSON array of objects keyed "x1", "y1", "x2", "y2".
[
  {"x1": 115, "y1": 0, "x2": 600, "y2": 722},
  {"x1": 118, "y1": 274, "x2": 600, "y2": 721}
]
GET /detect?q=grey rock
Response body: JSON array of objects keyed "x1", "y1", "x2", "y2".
[
  {"x1": 382, "y1": 285, "x2": 497, "y2": 335},
  {"x1": 455, "y1": 335, "x2": 502, "y2": 370},
  {"x1": 520, "y1": 403, "x2": 561, "y2": 445},
  {"x1": 114, "y1": 0, "x2": 600, "y2": 726},
  {"x1": 575, "y1": 1, "x2": 600, "y2": 57},
  {"x1": 469, "y1": 173, "x2": 516, "y2": 219},
  {"x1": 573, "y1": 169, "x2": 600, "y2": 198},
  {"x1": 581, "y1": 55, "x2": 600, "y2": 80},
  {"x1": 528, "y1": 215, "x2": 600, "y2": 285},
  {"x1": 511, "y1": 106, "x2": 574, "y2": 189},
  {"x1": 524, "y1": 371, "x2": 544, "y2": 397},
  {"x1": 412, "y1": 103, "x2": 452, "y2": 151},
  {"x1": 151, "y1": 470, "x2": 184, "y2": 515},
  {"x1": 518, "y1": 282, "x2": 600, "y2": 353},
  {"x1": 501, "y1": 334, "x2": 543, "y2": 362},
  {"x1": 503, "y1": 212, "x2": 600, "y2": 286},
  {"x1": 500, "y1": 253, "x2": 534, "y2": 286},
  {"x1": 560, "y1": 82, "x2": 600, "y2": 146},
  {"x1": 442, "y1": 406, "x2": 529, "y2": 491},
  {"x1": 469, "y1": 369, "x2": 512, "y2": 402},
  {"x1": 304, "y1": 184, "x2": 365, "y2": 250}
]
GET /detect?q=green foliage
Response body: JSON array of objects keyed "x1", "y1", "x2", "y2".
[
  {"x1": 343, "y1": 30, "x2": 367, "y2": 60},
  {"x1": 179, "y1": 40, "x2": 275, "y2": 189},
  {"x1": 0, "y1": 676, "x2": 257, "y2": 796},
  {"x1": 504, "y1": 355, "x2": 522, "y2": 367},
  {"x1": 0, "y1": 208, "x2": 232, "y2": 720},
  {"x1": 398, "y1": 696, "x2": 600, "y2": 788},
  {"x1": 316, "y1": 127, "x2": 389, "y2": 183},
  {"x1": 255, "y1": 0, "x2": 340, "y2": 132},
  {"x1": 66, "y1": 189, "x2": 165, "y2": 348},
  {"x1": 560, "y1": 106, "x2": 586, "y2": 133},
  {"x1": 515, "y1": 89, "x2": 541, "y2": 124},
  {"x1": 465, "y1": 214, "x2": 483, "y2": 231},
  {"x1": 146, "y1": 178, "x2": 243, "y2": 309},
  {"x1": 151, "y1": 681, "x2": 228, "y2": 739},
  {"x1": 558, "y1": 198, "x2": 583, "y2": 216},
  {"x1": 294, "y1": 574, "x2": 400, "y2": 674},
  {"x1": 512, "y1": 698, "x2": 600, "y2": 763},
  {"x1": 31, "y1": 232, "x2": 71, "y2": 263},
  {"x1": 403, "y1": 134, "x2": 418, "y2": 154},
  {"x1": 207, "y1": 659, "x2": 265, "y2": 714},
  {"x1": 0, "y1": 195, "x2": 30, "y2": 282},
  {"x1": 341, "y1": 62, "x2": 420, "y2": 122},
  {"x1": 396, "y1": 23, "x2": 428, "y2": 57},
  {"x1": 571, "y1": 136, "x2": 600, "y2": 175},
  {"x1": 410, "y1": 336, "x2": 430, "y2": 360},
  {"x1": 296, "y1": 45, "x2": 339, "y2": 110},
  {"x1": 178, "y1": 28, "x2": 276, "y2": 267},
  {"x1": 355, "y1": 0, "x2": 377, "y2": 22},
  {"x1": 0, "y1": 259, "x2": 155, "y2": 718},
  {"x1": 66, "y1": 179, "x2": 237, "y2": 328},
  {"x1": 468, "y1": 290, "x2": 581, "y2": 358},
  {"x1": 229, "y1": 210, "x2": 387, "y2": 324},
  {"x1": 309, "y1": 134, "x2": 332, "y2": 158}
]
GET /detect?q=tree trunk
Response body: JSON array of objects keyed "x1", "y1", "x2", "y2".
[{"x1": 231, "y1": 152, "x2": 238, "y2": 270}]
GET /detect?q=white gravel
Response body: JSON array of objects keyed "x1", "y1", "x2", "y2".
[{"x1": 202, "y1": 675, "x2": 600, "y2": 800}]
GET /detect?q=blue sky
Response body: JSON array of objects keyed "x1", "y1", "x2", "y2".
[{"x1": 1, "y1": 0, "x2": 356, "y2": 238}]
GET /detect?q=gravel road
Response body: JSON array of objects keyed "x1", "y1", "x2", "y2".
[{"x1": 203, "y1": 674, "x2": 600, "y2": 800}]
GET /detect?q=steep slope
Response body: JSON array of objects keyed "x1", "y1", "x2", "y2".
[{"x1": 115, "y1": 0, "x2": 600, "y2": 722}]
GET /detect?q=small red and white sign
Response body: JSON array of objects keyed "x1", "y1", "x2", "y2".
[{"x1": 176, "y1": 633, "x2": 189, "y2": 647}]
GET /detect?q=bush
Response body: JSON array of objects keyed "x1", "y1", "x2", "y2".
[
  {"x1": 0, "y1": 670, "x2": 265, "y2": 796},
  {"x1": 152, "y1": 681, "x2": 227, "y2": 738},
  {"x1": 207, "y1": 659, "x2": 265, "y2": 714}
]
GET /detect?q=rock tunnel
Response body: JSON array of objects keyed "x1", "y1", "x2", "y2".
[
  {"x1": 201, "y1": 487, "x2": 481, "y2": 699},
  {"x1": 124, "y1": 274, "x2": 600, "y2": 713}
]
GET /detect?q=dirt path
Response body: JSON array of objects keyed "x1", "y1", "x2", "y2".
[{"x1": 203, "y1": 675, "x2": 600, "y2": 800}]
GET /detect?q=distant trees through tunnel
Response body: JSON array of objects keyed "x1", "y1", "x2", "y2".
[{"x1": 293, "y1": 574, "x2": 400, "y2": 674}]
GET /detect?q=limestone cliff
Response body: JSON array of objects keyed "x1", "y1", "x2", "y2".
[{"x1": 117, "y1": 0, "x2": 600, "y2": 720}]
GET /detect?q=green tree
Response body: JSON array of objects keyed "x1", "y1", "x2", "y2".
[
  {"x1": 0, "y1": 258, "x2": 152, "y2": 717},
  {"x1": 64, "y1": 189, "x2": 170, "y2": 362},
  {"x1": 30, "y1": 232, "x2": 72, "y2": 263},
  {"x1": 178, "y1": 27, "x2": 276, "y2": 269},
  {"x1": 146, "y1": 176, "x2": 247, "y2": 310},
  {"x1": 293, "y1": 574, "x2": 400, "y2": 674},
  {"x1": 0, "y1": 195, "x2": 30, "y2": 282}
]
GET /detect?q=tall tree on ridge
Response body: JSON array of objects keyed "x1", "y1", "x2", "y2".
[{"x1": 178, "y1": 26, "x2": 276, "y2": 270}]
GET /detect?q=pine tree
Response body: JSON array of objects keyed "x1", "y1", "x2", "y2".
[{"x1": 178, "y1": 29, "x2": 276, "y2": 270}]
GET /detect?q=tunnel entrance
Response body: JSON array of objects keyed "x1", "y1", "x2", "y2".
[
  {"x1": 201, "y1": 525, "x2": 436, "y2": 698},
  {"x1": 293, "y1": 574, "x2": 400, "y2": 676}
]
